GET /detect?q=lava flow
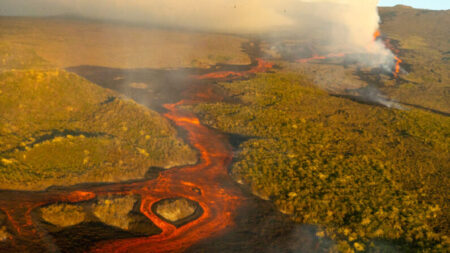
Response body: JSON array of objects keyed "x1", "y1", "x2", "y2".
[
  {"x1": 193, "y1": 58, "x2": 273, "y2": 80},
  {"x1": 0, "y1": 58, "x2": 274, "y2": 253},
  {"x1": 91, "y1": 100, "x2": 244, "y2": 253},
  {"x1": 392, "y1": 55, "x2": 402, "y2": 78},
  {"x1": 295, "y1": 30, "x2": 403, "y2": 78},
  {"x1": 374, "y1": 29, "x2": 403, "y2": 77}
]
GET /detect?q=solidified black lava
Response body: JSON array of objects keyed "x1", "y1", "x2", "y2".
[
  {"x1": 50, "y1": 222, "x2": 154, "y2": 253},
  {"x1": 144, "y1": 166, "x2": 166, "y2": 180},
  {"x1": 186, "y1": 195, "x2": 335, "y2": 253}
]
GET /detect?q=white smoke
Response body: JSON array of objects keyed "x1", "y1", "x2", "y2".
[{"x1": 1, "y1": 0, "x2": 395, "y2": 68}]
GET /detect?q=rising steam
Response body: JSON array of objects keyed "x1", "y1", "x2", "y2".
[{"x1": 1, "y1": 0, "x2": 395, "y2": 68}]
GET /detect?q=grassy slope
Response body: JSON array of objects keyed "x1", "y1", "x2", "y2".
[
  {"x1": 379, "y1": 6, "x2": 450, "y2": 113},
  {"x1": 192, "y1": 73, "x2": 449, "y2": 252},
  {"x1": 0, "y1": 45, "x2": 197, "y2": 190},
  {"x1": 0, "y1": 17, "x2": 250, "y2": 69}
]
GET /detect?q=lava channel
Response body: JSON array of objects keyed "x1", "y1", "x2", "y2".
[{"x1": 0, "y1": 58, "x2": 274, "y2": 253}]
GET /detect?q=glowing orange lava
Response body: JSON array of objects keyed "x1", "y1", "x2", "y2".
[
  {"x1": 91, "y1": 101, "x2": 244, "y2": 253},
  {"x1": 393, "y1": 55, "x2": 402, "y2": 77},
  {"x1": 0, "y1": 58, "x2": 274, "y2": 252},
  {"x1": 385, "y1": 40, "x2": 403, "y2": 77},
  {"x1": 295, "y1": 30, "x2": 403, "y2": 78},
  {"x1": 377, "y1": 30, "x2": 403, "y2": 77},
  {"x1": 373, "y1": 29, "x2": 381, "y2": 40}
]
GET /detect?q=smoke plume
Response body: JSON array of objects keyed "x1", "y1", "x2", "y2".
[{"x1": 1, "y1": 0, "x2": 395, "y2": 68}]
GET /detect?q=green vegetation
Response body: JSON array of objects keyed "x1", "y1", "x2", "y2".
[
  {"x1": 38, "y1": 194, "x2": 160, "y2": 236},
  {"x1": 154, "y1": 198, "x2": 199, "y2": 224},
  {"x1": 0, "y1": 46, "x2": 197, "y2": 190},
  {"x1": 41, "y1": 204, "x2": 86, "y2": 227},
  {"x1": 192, "y1": 72, "x2": 450, "y2": 252},
  {"x1": 93, "y1": 195, "x2": 138, "y2": 230}
]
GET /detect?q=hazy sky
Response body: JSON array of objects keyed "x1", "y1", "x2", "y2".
[
  {"x1": 1, "y1": 1, "x2": 448, "y2": 17},
  {"x1": 378, "y1": 0, "x2": 450, "y2": 10},
  {"x1": 0, "y1": 0, "x2": 397, "y2": 69}
]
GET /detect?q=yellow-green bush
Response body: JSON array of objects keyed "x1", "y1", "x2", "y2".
[
  {"x1": 93, "y1": 195, "x2": 138, "y2": 230},
  {"x1": 192, "y1": 72, "x2": 450, "y2": 252},
  {"x1": 0, "y1": 227, "x2": 10, "y2": 242},
  {"x1": 40, "y1": 203, "x2": 86, "y2": 227},
  {"x1": 0, "y1": 47, "x2": 197, "y2": 190}
]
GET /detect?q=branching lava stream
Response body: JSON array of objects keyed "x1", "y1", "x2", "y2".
[
  {"x1": 0, "y1": 58, "x2": 275, "y2": 252},
  {"x1": 90, "y1": 99, "x2": 244, "y2": 253}
]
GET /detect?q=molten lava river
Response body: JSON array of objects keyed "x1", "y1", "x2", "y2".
[
  {"x1": 0, "y1": 34, "x2": 404, "y2": 251},
  {"x1": 0, "y1": 59, "x2": 285, "y2": 253}
]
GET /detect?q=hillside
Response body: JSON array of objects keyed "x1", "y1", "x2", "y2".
[
  {"x1": 189, "y1": 7, "x2": 450, "y2": 252},
  {"x1": 0, "y1": 6, "x2": 447, "y2": 252},
  {"x1": 0, "y1": 45, "x2": 197, "y2": 190},
  {"x1": 192, "y1": 72, "x2": 449, "y2": 252},
  {"x1": 378, "y1": 6, "x2": 449, "y2": 113},
  {"x1": 268, "y1": 6, "x2": 449, "y2": 115}
]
